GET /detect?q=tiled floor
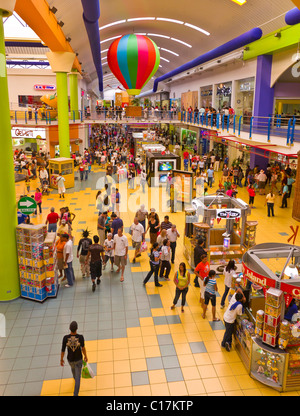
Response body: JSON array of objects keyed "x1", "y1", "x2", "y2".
[{"x1": 1, "y1": 159, "x2": 299, "y2": 396}]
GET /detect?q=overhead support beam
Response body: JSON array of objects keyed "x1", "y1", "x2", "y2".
[
  {"x1": 243, "y1": 23, "x2": 300, "y2": 61},
  {"x1": 14, "y1": 0, "x2": 82, "y2": 74}
]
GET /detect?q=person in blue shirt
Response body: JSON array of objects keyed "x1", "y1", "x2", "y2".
[
  {"x1": 110, "y1": 213, "x2": 123, "y2": 237},
  {"x1": 17, "y1": 211, "x2": 28, "y2": 225},
  {"x1": 284, "y1": 298, "x2": 298, "y2": 321},
  {"x1": 202, "y1": 270, "x2": 220, "y2": 322},
  {"x1": 280, "y1": 184, "x2": 289, "y2": 208}
]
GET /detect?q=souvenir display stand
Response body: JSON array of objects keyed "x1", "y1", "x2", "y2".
[
  {"x1": 17, "y1": 223, "x2": 59, "y2": 302},
  {"x1": 188, "y1": 193, "x2": 252, "y2": 268},
  {"x1": 48, "y1": 157, "x2": 74, "y2": 189},
  {"x1": 145, "y1": 151, "x2": 181, "y2": 187},
  {"x1": 233, "y1": 242, "x2": 300, "y2": 391}
]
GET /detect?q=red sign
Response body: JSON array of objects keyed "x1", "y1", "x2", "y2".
[
  {"x1": 284, "y1": 293, "x2": 294, "y2": 308},
  {"x1": 280, "y1": 280, "x2": 300, "y2": 300},
  {"x1": 242, "y1": 263, "x2": 276, "y2": 289},
  {"x1": 34, "y1": 84, "x2": 56, "y2": 91}
]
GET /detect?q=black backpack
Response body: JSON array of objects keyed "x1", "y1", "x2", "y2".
[{"x1": 194, "y1": 275, "x2": 200, "y2": 287}]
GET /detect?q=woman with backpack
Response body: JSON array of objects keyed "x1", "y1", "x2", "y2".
[
  {"x1": 143, "y1": 242, "x2": 162, "y2": 287},
  {"x1": 77, "y1": 230, "x2": 93, "y2": 278},
  {"x1": 171, "y1": 262, "x2": 190, "y2": 313}
]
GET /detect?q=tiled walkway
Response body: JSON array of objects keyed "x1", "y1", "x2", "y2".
[{"x1": 0, "y1": 163, "x2": 299, "y2": 396}]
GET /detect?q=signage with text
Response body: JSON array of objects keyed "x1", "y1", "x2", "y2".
[
  {"x1": 216, "y1": 209, "x2": 241, "y2": 219},
  {"x1": 11, "y1": 127, "x2": 46, "y2": 140},
  {"x1": 34, "y1": 84, "x2": 56, "y2": 91},
  {"x1": 242, "y1": 263, "x2": 276, "y2": 289}
]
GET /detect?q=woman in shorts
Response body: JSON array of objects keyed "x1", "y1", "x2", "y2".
[{"x1": 202, "y1": 270, "x2": 220, "y2": 321}]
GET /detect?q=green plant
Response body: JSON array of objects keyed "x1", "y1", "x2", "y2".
[{"x1": 131, "y1": 97, "x2": 141, "y2": 106}]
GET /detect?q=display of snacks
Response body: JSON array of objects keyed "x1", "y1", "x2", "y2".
[
  {"x1": 16, "y1": 224, "x2": 58, "y2": 302},
  {"x1": 266, "y1": 288, "x2": 283, "y2": 308},
  {"x1": 256, "y1": 310, "x2": 264, "y2": 324},
  {"x1": 263, "y1": 332, "x2": 277, "y2": 347},
  {"x1": 264, "y1": 323, "x2": 280, "y2": 337},
  {"x1": 265, "y1": 304, "x2": 282, "y2": 318},
  {"x1": 264, "y1": 314, "x2": 281, "y2": 327}
]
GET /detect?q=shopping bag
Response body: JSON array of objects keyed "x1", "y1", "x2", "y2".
[
  {"x1": 140, "y1": 241, "x2": 148, "y2": 252},
  {"x1": 81, "y1": 360, "x2": 95, "y2": 379}
]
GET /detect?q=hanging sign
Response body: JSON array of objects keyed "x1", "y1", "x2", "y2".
[
  {"x1": 18, "y1": 197, "x2": 37, "y2": 215},
  {"x1": 242, "y1": 263, "x2": 276, "y2": 289},
  {"x1": 216, "y1": 209, "x2": 241, "y2": 219}
]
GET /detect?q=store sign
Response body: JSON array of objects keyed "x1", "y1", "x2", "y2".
[
  {"x1": 18, "y1": 197, "x2": 37, "y2": 215},
  {"x1": 242, "y1": 263, "x2": 276, "y2": 289},
  {"x1": 34, "y1": 84, "x2": 56, "y2": 91},
  {"x1": 11, "y1": 127, "x2": 46, "y2": 140},
  {"x1": 216, "y1": 209, "x2": 241, "y2": 219},
  {"x1": 280, "y1": 281, "x2": 300, "y2": 301}
]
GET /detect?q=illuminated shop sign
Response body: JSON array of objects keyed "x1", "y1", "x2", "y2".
[
  {"x1": 11, "y1": 127, "x2": 46, "y2": 140},
  {"x1": 34, "y1": 84, "x2": 56, "y2": 91},
  {"x1": 216, "y1": 209, "x2": 241, "y2": 219}
]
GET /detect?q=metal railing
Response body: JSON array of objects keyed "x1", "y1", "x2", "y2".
[{"x1": 9, "y1": 106, "x2": 299, "y2": 146}]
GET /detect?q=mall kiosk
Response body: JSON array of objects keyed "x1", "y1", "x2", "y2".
[
  {"x1": 145, "y1": 151, "x2": 181, "y2": 187},
  {"x1": 48, "y1": 157, "x2": 74, "y2": 189},
  {"x1": 233, "y1": 243, "x2": 300, "y2": 392},
  {"x1": 185, "y1": 193, "x2": 253, "y2": 269}
]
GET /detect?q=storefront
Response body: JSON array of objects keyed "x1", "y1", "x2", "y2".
[
  {"x1": 181, "y1": 128, "x2": 198, "y2": 151},
  {"x1": 215, "y1": 82, "x2": 232, "y2": 110},
  {"x1": 235, "y1": 77, "x2": 255, "y2": 124},
  {"x1": 11, "y1": 127, "x2": 47, "y2": 153},
  {"x1": 200, "y1": 85, "x2": 213, "y2": 108}
]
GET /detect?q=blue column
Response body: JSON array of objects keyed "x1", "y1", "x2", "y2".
[{"x1": 253, "y1": 55, "x2": 274, "y2": 120}]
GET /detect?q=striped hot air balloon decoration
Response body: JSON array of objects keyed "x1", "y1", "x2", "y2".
[{"x1": 107, "y1": 34, "x2": 160, "y2": 96}]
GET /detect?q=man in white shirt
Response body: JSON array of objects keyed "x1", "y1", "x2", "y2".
[
  {"x1": 57, "y1": 175, "x2": 66, "y2": 199},
  {"x1": 221, "y1": 292, "x2": 245, "y2": 352},
  {"x1": 130, "y1": 217, "x2": 145, "y2": 263},
  {"x1": 113, "y1": 228, "x2": 128, "y2": 282},
  {"x1": 166, "y1": 224, "x2": 180, "y2": 264},
  {"x1": 63, "y1": 234, "x2": 75, "y2": 288}
]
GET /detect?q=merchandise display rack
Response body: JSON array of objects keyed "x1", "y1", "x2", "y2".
[{"x1": 17, "y1": 224, "x2": 59, "y2": 302}]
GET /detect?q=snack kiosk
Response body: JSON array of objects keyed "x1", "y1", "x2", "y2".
[
  {"x1": 48, "y1": 157, "x2": 74, "y2": 189},
  {"x1": 233, "y1": 242, "x2": 300, "y2": 392},
  {"x1": 145, "y1": 151, "x2": 181, "y2": 187},
  {"x1": 185, "y1": 193, "x2": 253, "y2": 269}
]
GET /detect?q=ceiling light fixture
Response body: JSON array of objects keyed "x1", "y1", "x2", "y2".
[
  {"x1": 161, "y1": 47, "x2": 179, "y2": 56},
  {"x1": 160, "y1": 57, "x2": 170, "y2": 62},
  {"x1": 231, "y1": 0, "x2": 247, "y2": 5},
  {"x1": 184, "y1": 23, "x2": 210, "y2": 36},
  {"x1": 99, "y1": 20, "x2": 126, "y2": 30},
  {"x1": 66, "y1": 37, "x2": 71, "y2": 42},
  {"x1": 170, "y1": 37, "x2": 192, "y2": 48},
  {"x1": 147, "y1": 33, "x2": 170, "y2": 39},
  {"x1": 100, "y1": 35, "x2": 122, "y2": 44},
  {"x1": 58, "y1": 21, "x2": 64, "y2": 27},
  {"x1": 127, "y1": 17, "x2": 155, "y2": 22},
  {"x1": 49, "y1": 6, "x2": 57, "y2": 14},
  {"x1": 101, "y1": 49, "x2": 109, "y2": 54},
  {"x1": 156, "y1": 17, "x2": 184, "y2": 24}
]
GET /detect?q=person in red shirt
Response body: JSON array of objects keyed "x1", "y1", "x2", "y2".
[
  {"x1": 247, "y1": 184, "x2": 256, "y2": 208},
  {"x1": 46, "y1": 207, "x2": 59, "y2": 233},
  {"x1": 194, "y1": 254, "x2": 210, "y2": 309}
]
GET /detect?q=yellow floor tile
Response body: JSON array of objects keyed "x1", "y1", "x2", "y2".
[
  {"x1": 85, "y1": 340, "x2": 98, "y2": 351},
  {"x1": 242, "y1": 388, "x2": 263, "y2": 396},
  {"x1": 129, "y1": 346, "x2": 145, "y2": 359},
  {"x1": 229, "y1": 362, "x2": 249, "y2": 376},
  {"x1": 128, "y1": 336, "x2": 144, "y2": 348},
  {"x1": 114, "y1": 386, "x2": 133, "y2": 396},
  {"x1": 203, "y1": 340, "x2": 222, "y2": 352},
  {"x1": 142, "y1": 335, "x2": 159, "y2": 347},
  {"x1": 260, "y1": 387, "x2": 281, "y2": 396},
  {"x1": 177, "y1": 354, "x2": 196, "y2": 368},
  {"x1": 168, "y1": 381, "x2": 188, "y2": 396},
  {"x1": 201, "y1": 331, "x2": 218, "y2": 341},
  {"x1": 185, "y1": 332, "x2": 203, "y2": 342},
  {"x1": 96, "y1": 374, "x2": 115, "y2": 389},
  {"x1": 236, "y1": 375, "x2": 261, "y2": 390},
  {"x1": 150, "y1": 382, "x2": 170, "y2": 396},
  {"x1": 194, "y1": 353, "x2": 212, "y2": 366},
  {"x1": 141, "y1": 326, "x2": 156, "y2": 336},
  {"x1": 198, "y1": 364, "x2": 218, "y2": 379},
  {"x1": 185, "y1": 379, "x2": 206, "y2": 395},
  {"x1": 208, "y1": 351, "x2": 228, "y2": 364},
  {"x1": 127, "y1": 327, "x2": 142, "y2": 338},
  {"x1": 113, "y1": 348, "x2": 130, "y2": 361},
  {"x1": 114, "y1": 372, "x2": 132, "y2": 388},
  {"x1": 130, "y1": 358, "x2": 147, "y2": 372},
  {"x1": 112, "y1": 338, "x2": 128, "y2": 349},
  {"x1": 98, "y1": 349, "x2": 114, "y2": 362},
  {"x1": 59, "y1": 378, "x2": 74, "y2": 394},
  {"x1": 97, "y1": 388, "x2": 115, "y2": 396},
  {"x1": 148, "y1": 369, "x2": 167, "y2": 384},
  {"x1": 169, "y1": 324, "x2": 185, "y2": 334},
  {"x1": 132, "y1": 385, "x2": 152, "y2": 396},
  {"x1": 225, "y1": 390, "x2": 244, "y2": 396},
  {"x1": 219, "y1": 376, "x2": 241, "y2": 391},
  {"x1": 174, "y1": 342, "x2": 192, "y2": 355},
  {"x1": 139, "y1": 317, "x2": 154, "y2": 327},
  {"x1": 40, "y1": 379, "x2": 61, "y2": 396},
  {"x1": 182, "y1": 366, "x2": 200, "y2": 380},
  {"x1": 171, "y1": 333, "x2": 188, "y2": 344},
  {"x1": 203, "y1": 377, "x2": 224, "y2": 394},
  {"x1": 144, "y1": 345, "x2": 161, "y2": 358},
  {"x1": 113, "y1": 360, "x2": 131, "y2": 374},
  {"x1": 97, "y1": 361, "x2": 114, "y2": 375},
  {"x1": 213, "y1": 363, "x2": 234, "y2": 377},
  {"x1": 151, "y1": 308, "x2": 166, "y2": 317},
  {"x1": 154, "y1": 325, "x2": 170, "y2": 335}
]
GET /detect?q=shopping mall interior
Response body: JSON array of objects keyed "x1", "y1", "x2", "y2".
[{"x1": 2, "y1": 0, "x2": 300, "y2": 399}]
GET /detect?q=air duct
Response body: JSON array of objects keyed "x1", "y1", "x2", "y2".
[
  {"x1": 285, "y1": 7, "x2": 300, "y2": 26},
  {"x1": 81, "y1": 0, "x2": 103, "y2": 98},
  {"x1": 153, "y1": 27, "x2": 263, "y2": 92}
]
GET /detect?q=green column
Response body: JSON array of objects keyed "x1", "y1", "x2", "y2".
[
  {"x1": 69, "y1": 71, "x2": 79, "y2": 120},
  {"x1": 0, "y1": 11, "x2": 20, "y2": 301},
  {"x1": 56, "y1": 71, "x2": 70, "y2": 158}
]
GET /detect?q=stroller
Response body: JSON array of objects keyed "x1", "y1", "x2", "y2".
[{"x1": 42, "y1": 179, "x2": 50, "y2": 195}]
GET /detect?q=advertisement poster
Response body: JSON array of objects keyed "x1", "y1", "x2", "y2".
[{"x1": 173, "y1": 170, "x2": 194, "y2": 204}]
